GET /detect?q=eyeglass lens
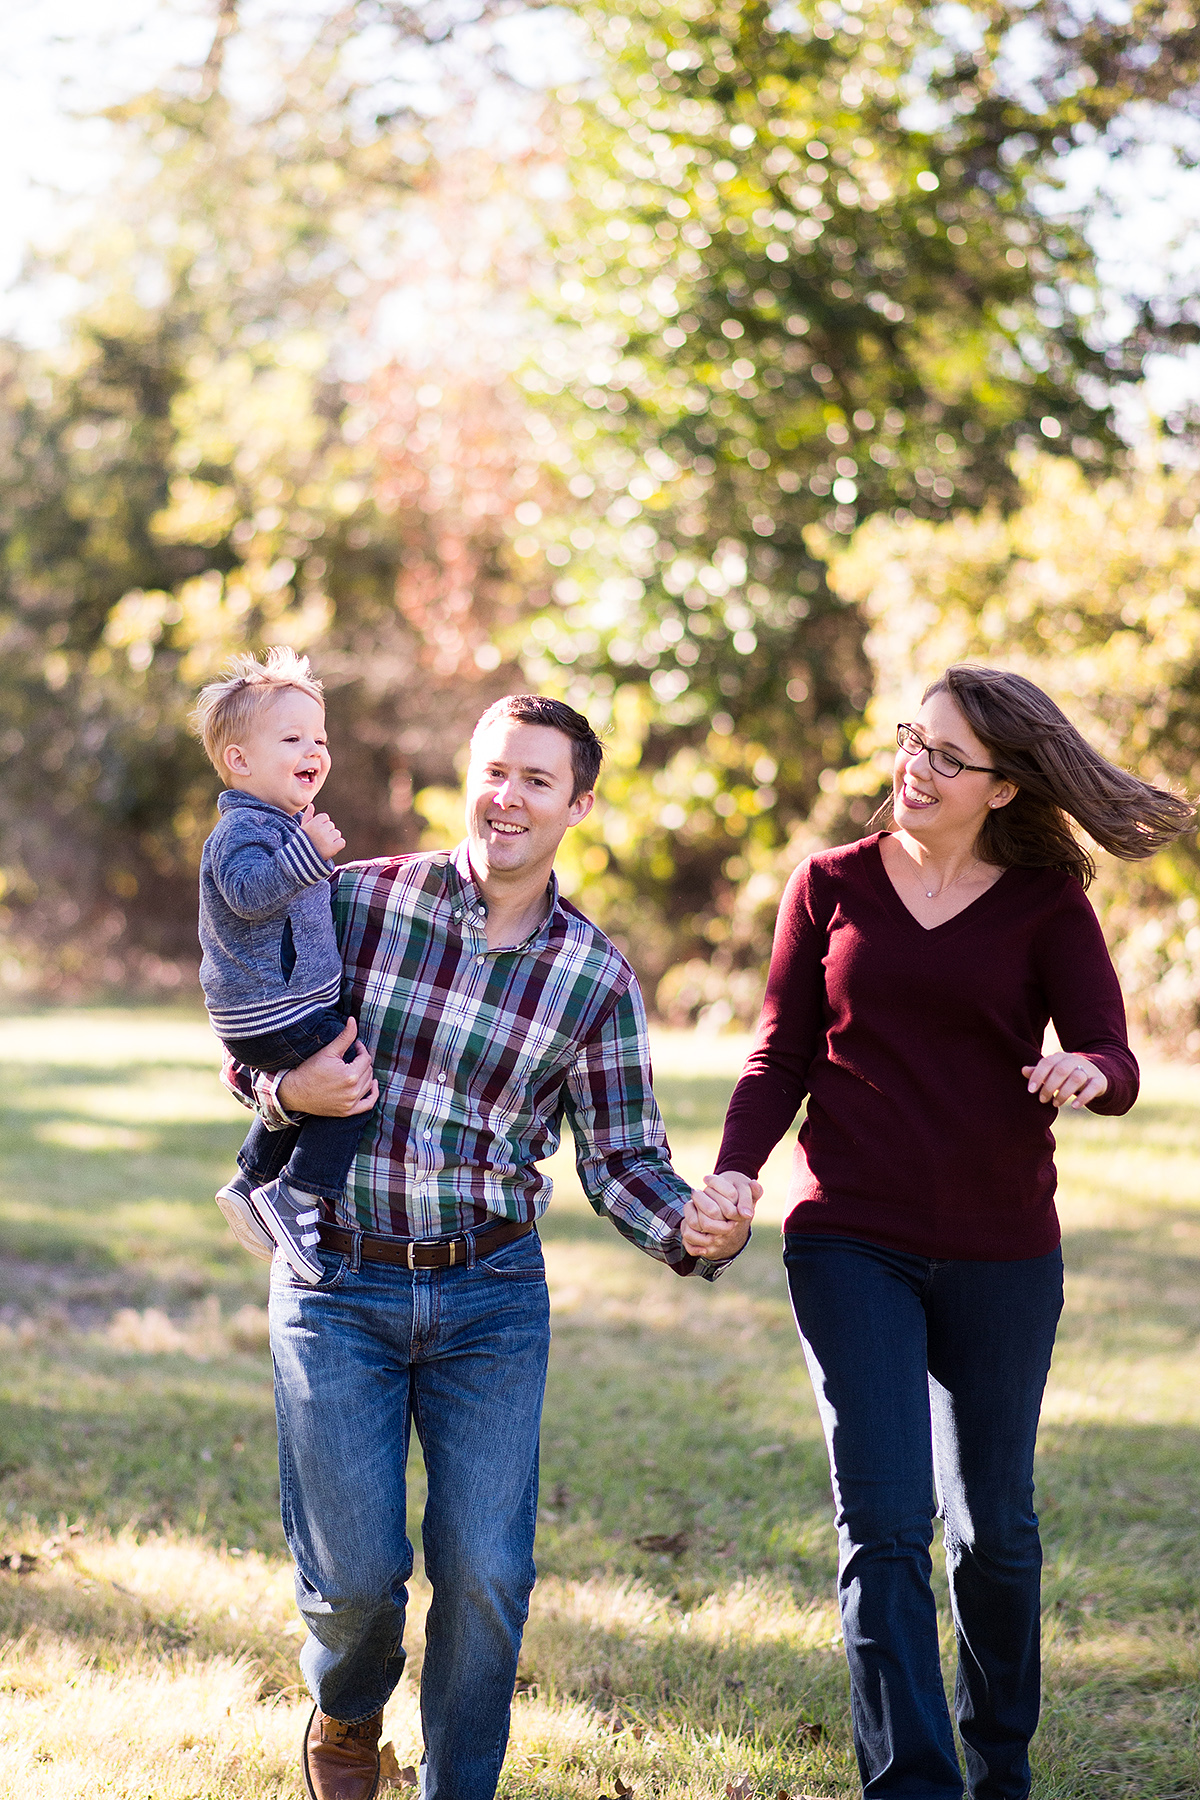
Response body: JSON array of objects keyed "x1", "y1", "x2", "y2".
[{"x1": 897, "y1": 727, "x2": 963, "y2": 778}]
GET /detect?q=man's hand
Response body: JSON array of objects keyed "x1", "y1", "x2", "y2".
[
  {"x1": 1021, "y1": 1052, "x2": 1108, "y2": 1111},
  {"x1": 276, "y1": 1018, "x2": 379, "y2": 1117},
  {"x1": 300, "y1": 804, "x2": 346, "y2": 860},
  {"x1": 681, "y1": 1170, "x2": 762, "y2": 1261}
]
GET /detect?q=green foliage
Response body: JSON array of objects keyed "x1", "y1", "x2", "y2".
[
  {"x1": 0, "y1": 18, "x2": 527, "y2": 993},
  {"x1": 2, "y1": 0, "x2": 1199, "y2": 1014},
  {"x1": 828, "y1": 452, "x2": 1200, "y2": 1046},
  {"x1": 507, "y1": 0, "x2": 1200, "y2": 1002}
]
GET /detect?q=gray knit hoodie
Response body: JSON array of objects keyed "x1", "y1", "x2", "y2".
[{"x1": 198, "y1": 789, "x2": 342, "y2": 1038}]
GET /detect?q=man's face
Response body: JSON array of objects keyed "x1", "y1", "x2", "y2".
[{"x1": 465, "y1": 719, "x2": 594, "y2": 880}]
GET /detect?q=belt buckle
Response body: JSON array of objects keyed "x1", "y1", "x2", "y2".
[{"x1": 406, "y1": 1236, "x2": 460, "y2": 1270}]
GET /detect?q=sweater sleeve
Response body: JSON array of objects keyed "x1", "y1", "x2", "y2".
[
  {"x1": 715, "y1": 858, "x2": 830, "y2": 1178},
  {"x1": 1036, "y1": 882, "x2": 1140, "y2": 1116},
  {"x1": 211, "y1": 816, "x2": 335, "y2": 921}
]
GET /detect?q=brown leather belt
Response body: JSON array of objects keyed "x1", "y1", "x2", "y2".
[{"x1": 316, "y1": 1218, "x2": 534, "y2": 1270}]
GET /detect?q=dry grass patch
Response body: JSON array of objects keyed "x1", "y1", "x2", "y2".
[{"x1": 1, "y1": 1017, "x2": 1200, "y2": 1795}]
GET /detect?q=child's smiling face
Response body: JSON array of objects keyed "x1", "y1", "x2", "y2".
[{"x1": 221, "y1": 689, "x2": 331, "y2": 813}]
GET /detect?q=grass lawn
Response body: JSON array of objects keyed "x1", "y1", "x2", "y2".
[{"x1": 0, "y1": 1010, "x2": 1198, "y2": 1798}]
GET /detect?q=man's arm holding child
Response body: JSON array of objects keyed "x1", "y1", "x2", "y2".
[{"x1": 223, "y1": 1017, "x2": 378, "y2": 1127}]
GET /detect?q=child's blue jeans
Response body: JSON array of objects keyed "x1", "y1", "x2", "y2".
[{"x1": 224, "y1": 1006, "x2": 370, "y2": 1203}]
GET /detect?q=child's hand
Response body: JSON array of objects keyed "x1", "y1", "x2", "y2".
[{"x1": 300, "y1": 804, "x2": 346, "y2": 860}]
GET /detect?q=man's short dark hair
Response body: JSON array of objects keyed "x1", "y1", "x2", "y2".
[{"x1": 471, "y1": 694, "x2": 603, "y2": 803}]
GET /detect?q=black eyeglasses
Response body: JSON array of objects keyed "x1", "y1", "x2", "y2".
[{"x1": 896, "y1": 724, "x2": 1001, "y2": 779}]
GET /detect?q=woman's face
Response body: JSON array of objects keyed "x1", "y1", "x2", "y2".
[{"x1": 892, "y1": 689, "x2": 1017, "y2": 843}]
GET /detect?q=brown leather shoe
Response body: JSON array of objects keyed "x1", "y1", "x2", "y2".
[{"x1": 302, "y1": 1704, "x2": 384, "y2": 1800}]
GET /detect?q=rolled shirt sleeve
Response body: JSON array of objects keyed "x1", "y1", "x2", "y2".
[
  {"x1": 563, "y1": 979, "x2": 741, "y2": 1281},
  {"x1": 220, "y1": 1053, "x2": 300, "y2": 1130}
]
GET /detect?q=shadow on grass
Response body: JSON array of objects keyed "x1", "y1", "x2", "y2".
[
  {"x1": 0, "y1": 1360, "x2": 283, "y2": 1549},
  {"x1": 0, "y1": 1061, "x2": 254, "y2": 1291}
]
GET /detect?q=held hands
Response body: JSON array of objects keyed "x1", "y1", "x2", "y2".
[
  {"x1": 1022, "y1": 1052, "x2": 1108, "y2": 1110},
  {"x1": 276, "y1": 1018, "x2": 379, "y2": 1117},
  {"x1": 300, "y1": 803, "x2": 346, "y2": 860},
  {"x1": 681, "y1": 1171, "x2": 762, "y2": 1262}
]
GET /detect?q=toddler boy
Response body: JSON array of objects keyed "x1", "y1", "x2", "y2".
[{"x1": 192, "y1": 647, "x2": 370, "y2": 1284}]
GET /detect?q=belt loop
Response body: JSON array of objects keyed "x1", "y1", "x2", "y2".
[
  {"x1": 348, "y1": 1228, "x2": 362, "y2": 1274},
  {"x1": 464, "y1": 1229, "x2": 477, "y2": 1270}
]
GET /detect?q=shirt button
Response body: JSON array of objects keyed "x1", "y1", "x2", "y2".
[
  {"x1": 476, "y1": 955, "x2": 486, "y2": 965},
  {"x1": 436, "y1": 1071, "x2": 447, "y2": 1083}
]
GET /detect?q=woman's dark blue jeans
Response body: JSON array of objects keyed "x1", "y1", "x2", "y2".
[{"x1": 784, "y1": 1234, "x2": 1064, "y2": 1800}]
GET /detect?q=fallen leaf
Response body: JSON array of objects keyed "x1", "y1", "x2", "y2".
[
  {"x1": 633, "y1": 1531, "x2": 691, "y2": 1556},
  {"x1": 726, "y1": 1777, "x2": 755, "y2": 1800},
  {"x1": 3, "y1": 1552, "x2": 38, "y2": 1575},
  {"x1": 514, "y1": 1676, "x2": 538, "y2": 1697},
  {"x1": 796, "y1": 1720, "x2": 823, "y2": 1744},
  {"x1": 377, "y1": 1745, "x2": 419, "y2": 1791},
  {"x1": 615, "y1": 1777, "x2": 633, "y2": 1797}
]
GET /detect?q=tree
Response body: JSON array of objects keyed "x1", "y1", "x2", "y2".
[
  {"x1": 827, "y1": 451, "x2": 1200, "y2": 1047},
  {"x1": 505, "y1": 0, "x2": 1200, "y2": 1006},
  {"x1": 0, "y1": 4, "x2": 530, "y2": 993}
]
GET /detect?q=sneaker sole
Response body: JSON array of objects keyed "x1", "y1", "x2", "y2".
[
  {"x1": 249, "y1": 1189, "x2": 326, "y2": 1286},
  {"x1": 215, "y1": 1188, "x2": 275, "y2": 1261}
]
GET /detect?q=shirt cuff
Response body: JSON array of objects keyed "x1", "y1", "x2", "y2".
[
  {"x1": 258, "y1": 1067, "x2": 304, "y2": 1131},
  {"x1": 694, "y1": 1226, "x2": 752, "y2": 1282}
]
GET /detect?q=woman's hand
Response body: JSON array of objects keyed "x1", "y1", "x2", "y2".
[
  {"x1": 681, "y1": 1171, "x2": 761, "y2": 1260},
  {"x1": 1021, "y1": 1053, "x2": 1108, "y2": 1110}
]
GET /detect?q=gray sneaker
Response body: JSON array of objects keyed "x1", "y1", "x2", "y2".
[
  {"x1": 249, "y1": 1177, "x2": 326, "y2": 1286},
  {"x1": 216, "y1": 1173, "x2": 274, "y2": 1262}
]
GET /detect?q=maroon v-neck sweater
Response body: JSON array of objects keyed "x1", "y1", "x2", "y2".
[{"x1": 715, "y1": 834, "x2": 1138, "y2": 1261}]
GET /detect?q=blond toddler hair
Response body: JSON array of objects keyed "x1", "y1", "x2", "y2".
[{"x1": 192, "y1": 648, "x2": 325, "y2": 777}]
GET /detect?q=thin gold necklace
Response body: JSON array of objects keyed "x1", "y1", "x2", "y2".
[{"x1": 915, "y1": 858, "x2": 978, "y2": 901}]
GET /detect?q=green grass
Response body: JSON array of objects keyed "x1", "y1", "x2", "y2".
[{"x1": 0, "y1": 1012, "x2": 1198, "y2": 1796}]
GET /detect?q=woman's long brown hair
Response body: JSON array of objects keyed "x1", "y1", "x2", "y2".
[{"x1": 877, "y1": 665, "x2": 1195, "y2": 887}]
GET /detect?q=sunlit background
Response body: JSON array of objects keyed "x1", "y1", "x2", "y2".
[{"x1": 1, "y1": 0, "x2": 1199, "y2": 1046}]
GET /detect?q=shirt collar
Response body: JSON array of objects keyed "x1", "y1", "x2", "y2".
[
  {"x1": 217, "y1": 789, "x2": 299, "y2": 820},
  {"x1": 447, "y1": 840, "x2": 563, "y2": 952}
]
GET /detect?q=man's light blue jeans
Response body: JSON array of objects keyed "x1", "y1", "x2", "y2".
[
  {"x1": 785, "y1": 1234, "x2": 1063, "y2": 1800},
  {"x1": 268, "y1": 1228, "x2": 551, "y2": 1800}
]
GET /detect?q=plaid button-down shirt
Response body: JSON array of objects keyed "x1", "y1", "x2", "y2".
[{"x1": 227, "y1": 842, "x2": 727, "y2": 1279}]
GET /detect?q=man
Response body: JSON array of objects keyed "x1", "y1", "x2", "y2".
[{"x1": 223, "y1": 694, "x2": 757, "y2": 1800}]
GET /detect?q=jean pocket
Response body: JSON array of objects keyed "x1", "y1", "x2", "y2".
[
  {"x1": 273, "y1": 1248, "x2": 349, "y2": 1292},
  {"x1": 476, "y1": 1230, "x2": 545, "y2": 1281}
]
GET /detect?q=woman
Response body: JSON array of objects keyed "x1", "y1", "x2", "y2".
[{"x1": 711, "y1": 667, "x2": 1192, "y2": 1800}]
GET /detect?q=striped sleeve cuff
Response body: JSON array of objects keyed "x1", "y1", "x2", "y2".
[{"x1": 277, "y1": 828, "x2": 335, "y2": 888}]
